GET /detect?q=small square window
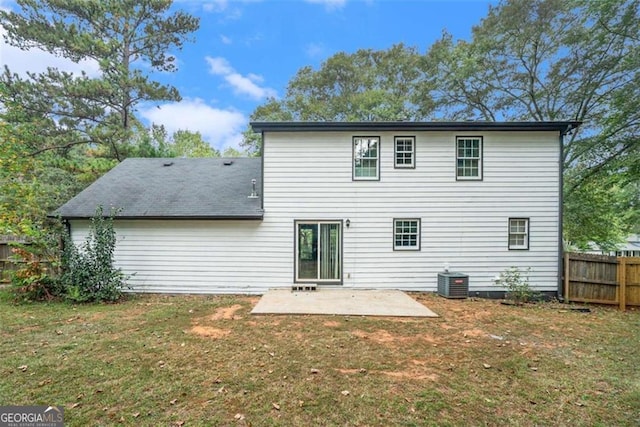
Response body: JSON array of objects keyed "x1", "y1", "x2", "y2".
[
  {"x1": 353, "y1": 137, "x2": 380, "y2": 180},
  {"x1": 394, "y1": 218, "x2": 421, "y2": 251},
  {"x1": 394, "y1": 136, "x2": 415, "y2": 168},
  {"x1": 508, "y1": 218, "x2": 529, "y2": 250},
  {"x1": 456, "y1": 136, "x2": 483, "y2": 180}
]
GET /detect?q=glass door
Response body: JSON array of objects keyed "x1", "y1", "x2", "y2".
[{"x1": 296, "y1": 221, "x2": 341, "y2": 282}]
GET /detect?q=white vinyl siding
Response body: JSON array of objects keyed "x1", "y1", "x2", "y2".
[
  {"x1": 456, "y1": 136, "x2": 482, "y2": 179},
  {"x1": 69, "y1": 219, "x2": 289, "y2": 294},
  {"x1": 264, "y1": 130, "x2": 561, "y2": 293},
  {"x1": 353, "y1": 136, "x2": 380, "y2": 180}
]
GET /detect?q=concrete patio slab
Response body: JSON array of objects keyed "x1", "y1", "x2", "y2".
[{"x1": 251, "y1": 289, "x2": 438, "y2": 317}]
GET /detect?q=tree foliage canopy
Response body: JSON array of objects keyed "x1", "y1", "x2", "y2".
[{"x1": 0, "y1": 0, "x2": 200, "y2": 160}]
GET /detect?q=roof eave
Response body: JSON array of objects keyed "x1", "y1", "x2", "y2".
[
  {"x1": 51, "y1": 214, "x2": 265, "y2": 221},
  {"x1": 251, "y1": 121, "x2": 582, "y2": 135}
]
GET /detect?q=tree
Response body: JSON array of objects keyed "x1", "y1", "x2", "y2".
[
  {"x1": 417, "y1": 0, "x2": 640, "y2": 249},
  {"x1": 0, "y1": 0, "x2": 200, "y2": 161},
  {"x1": 128, "y1": 124, "x2": 223, "y2": 158},
  {"x1": 172, "y1": 130, "x2": 221, "y2": 158},
  {"x1": 242, "y1": 44, "x2": 428, "y2": 154}
]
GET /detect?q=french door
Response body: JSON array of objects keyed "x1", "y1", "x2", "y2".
[{"x1": 295, "y1": 221, "x2": 342, "y2": 283}]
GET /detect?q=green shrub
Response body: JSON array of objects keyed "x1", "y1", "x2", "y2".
[
  {"x1": 494, "y1": 266, "x2": 539, "y2": 305},
  {"x1": 59, "y1": 207, "x2": 128, "y2": 302}
]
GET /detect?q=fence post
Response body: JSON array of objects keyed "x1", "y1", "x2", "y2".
[
  {"x1": 618, "y1": 257, "x2": 627, "y2": 311},
  {"x1": 564, "y1": 252, "x2": 570, "y2": 303}
]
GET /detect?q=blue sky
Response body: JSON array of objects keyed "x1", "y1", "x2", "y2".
[{"x1": 0, "y1": 0, "x2": 497, "y2": 151}]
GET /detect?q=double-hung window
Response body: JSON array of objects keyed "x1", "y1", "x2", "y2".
[
  {"x1": 394, "y1": 219, "x2": 421, "y2": 251},
  {"x1": 456, "y1": 136, "x2": 482, "y2": 180},
  {"x1": 394, "y1": 136, "x2": 415, "y2": 168},
  {"x1": 508, "y1": 218, "x2": 529, "y2": 250},
  {"x1": 353, "y1": 136, "x2": 380, "y2": 180}
]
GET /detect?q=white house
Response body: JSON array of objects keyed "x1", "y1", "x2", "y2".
[{"x1": 54, "y1": 121, "x2": 580, "y2": 296}]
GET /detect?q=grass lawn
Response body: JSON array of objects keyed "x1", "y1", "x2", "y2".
[{"x1": 0, "y1": 293, "x2": 638, "y2": 426}]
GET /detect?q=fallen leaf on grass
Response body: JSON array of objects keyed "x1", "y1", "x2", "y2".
[
  {"x1": 133, "y1": 413, "x2": 140, "y2": 418},
  {"x1": 310, "y1": 368, "x2": 319, "y2": 374},
  {"x1": 234, "y1": 413, "x2": 245, "y2": 420},
  {"x1": 69, "y1": 403, "x2": 80, "y2": 409},
  {"x1": 18, "y1": 365, "x2": 28, "y2": 372},
  {"x1": 341, "y1": 390, "x2": 350, "y2": 396},
  {"x1": 272, "y1": 403, "x2": 280, "y2": 410},
  {"x1": 483, "y1": 363, "x2": 491, "y2": 369},
  {"x1": 170, "y1": 399, "x2": 178, "y2": 405}
]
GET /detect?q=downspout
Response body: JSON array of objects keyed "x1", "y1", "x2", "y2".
[
  {"x1": 260, "y1": 131, "x2": 265, "y2": 212},
  {"x1": 558, "y1": 131, "x2": 564, "y2": 301}
]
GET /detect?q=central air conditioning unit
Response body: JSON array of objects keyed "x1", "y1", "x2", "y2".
[{"x1": 437, "y1": 272, "x2": 469, "y2": 299}]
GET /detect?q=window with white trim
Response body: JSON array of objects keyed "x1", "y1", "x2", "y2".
[
  {"x1": 456, "y1": 136, "x2": 482, "y2": 180},
  {"x1": 508, "y1": 218, "x2": 529, "y2": 250},
  {"x1": 353, "y1": 136, "x2": 380, "y2": 180},
  {"x1": 394, "y1": 136, "x2": 415, "y2": 168},
  {"x1": 394, "y1": 219, "x2": 420, "y2": 251}
]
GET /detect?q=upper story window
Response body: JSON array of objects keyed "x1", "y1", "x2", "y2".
[
  {"x1": 353, "y1": 136, "x2": 380, "y2": 180},
  {"x1": 508, "y1": 218, "x2": 529, "y2": 250},
  {"x1": 456, "y1": 136, "x2": 483, "y2": 180},
  {"x1": 394, "y1": 218, "x2": 421, "y2": 251},
  {"x1": 394, "y1": 136, "x2": 415, "y2": 169}
]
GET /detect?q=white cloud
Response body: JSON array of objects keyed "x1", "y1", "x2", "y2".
[
  {"x1": 206, "y1": 56, "x2": 234, "y2": 74},
  {"x1": 139, "y1": 98, "x2": 247, "y2": 151},
  {"x1": 220, "y1": 34, "x2": 233, "y2": 45},
  {"x1": 205, "y1": 56, "x2": 276, "y2": 100},
  {"x1": 304, "y1": 0, "x2": 347, "y2": 11},
  {"x1": 0, "y1": 26, "x2": 101, "y2": 78}
]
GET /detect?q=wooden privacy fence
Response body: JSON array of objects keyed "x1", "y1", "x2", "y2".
[
  {"x1": 564, "y1": 252, "x2": 640, "y2": 310},
  {"x1": 0, "y1": 236, "x2": 28, "y2": 284}
]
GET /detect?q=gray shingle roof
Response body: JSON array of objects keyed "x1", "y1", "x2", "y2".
[{"x1": 53, "y1": 158, "x2": 263, "y2": 219}]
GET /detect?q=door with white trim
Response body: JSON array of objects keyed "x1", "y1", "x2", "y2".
[{"x1": 295, "y1": 221, "x2": 342, "y2": 283}]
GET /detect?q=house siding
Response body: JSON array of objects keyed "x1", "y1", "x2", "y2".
[
  {"x1": 262, "y1": 130, "x2": 560, "y2": 293},
  {"x1": 68, "y1": 219, "x2": 291, "y2": 294},
  {"x1": 68, "y1": 129, "x2": 561, "y2": 294}
]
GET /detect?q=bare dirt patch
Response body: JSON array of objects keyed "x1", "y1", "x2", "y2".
[
  {"x1": 461, "y1": 328, "x2": 487, "y2": 338},
  {"x1": 190, "y1": 326, "x2": 231, "y2": 338},
  {"x1": 323, "y1": 320, "x2": 341, "y2": 327},
  {"x1": 208, "y1": 304, "x2": 244, "y2": 320}
]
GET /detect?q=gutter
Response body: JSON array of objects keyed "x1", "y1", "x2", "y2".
[{"x1": 49, "y1": 213, "x2": 265, "y2": 221}]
